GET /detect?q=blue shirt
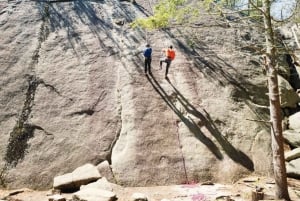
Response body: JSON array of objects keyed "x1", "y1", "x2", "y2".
[{"x1": 143, "y1": 47, "x2": 152, "y2": 58}]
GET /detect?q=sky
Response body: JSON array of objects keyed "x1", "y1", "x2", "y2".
[
  {"x1": 234, "y1": 0, "x2": 297, "y2": 20},
  {"x1": 270, "y1": 0, "x2": 297, "y2": 20}
]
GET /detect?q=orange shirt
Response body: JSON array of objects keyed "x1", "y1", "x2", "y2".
[{"x1": 165, "y1": 48, "x2": 175, "y2": 60}]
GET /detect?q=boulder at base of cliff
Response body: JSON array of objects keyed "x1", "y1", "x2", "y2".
[
  {"x1": 80, "y1": 177, "x2": 115, "y2": 192},
  {"x1": 283, "y1": 129, "x2": 300, "y2": 148},
  {"x1": 285, "y1": 147, "x2": 300, "y2": 162},
  {"x1": 131, "y1": 192, "x2": 148, "y2": 201},
  {"x1": 97, "y1": 161, "x2": 116, "y2": 184},
  {"x1": 278, "y1": 75, "x2": 300, "y2": 108},
  {"x1": 73, "y1": 188, "x2": 117, "y2": 201},
  {"x1": 289, "y1": 112, "x2": 300, "y2": 130},
  {"x1": 286, "y1": 158, "x2": 300, "y2": 179},
  {"x1": 53, "y1": 164, "x2": 101, "y2": 191}
]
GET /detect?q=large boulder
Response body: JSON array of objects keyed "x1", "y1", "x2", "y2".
[
  {"x1": 278, "y1": 75, "x2": 300, "y2": 108},
  {"x1": 283, "y1": 130, "x2": 300, "y2": 148},
  {"x1": 80, "y1": 177, "x2": 114, "y2": 192},
  {"x1": 289, "y1": 112, "x2": 300, "y2": 130},
  {"x1": 76, "y1": 177, "x2": 121, "y2": 201},
  {"x1": 53, "y1": 164, "x2": 101, "y2": 191},
  {"x1": 286, "y1": 158, "x2": 300, "y2": 179},
  {"x1": 73, "y1": 188, "x2": 117, "y2": 201},
  {"x1": 285, "y1": 148, "x2": 300, "y2": 162}
]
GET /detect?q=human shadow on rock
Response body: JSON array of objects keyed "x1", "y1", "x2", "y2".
[
  {"x1": 167, "y1": 79, "x2": 254, "y2": 171},
  {"x1": 146, "y1": 74, "x2": 223, "y2": 160}
]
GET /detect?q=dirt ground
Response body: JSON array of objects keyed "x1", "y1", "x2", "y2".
[{"x1": 1, "y1": 177, "x2": 300, "y2": 201}]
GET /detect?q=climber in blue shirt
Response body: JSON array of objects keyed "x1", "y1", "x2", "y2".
[{"x1": 143, "y1": 44, "x2": 152, "y2": 74}]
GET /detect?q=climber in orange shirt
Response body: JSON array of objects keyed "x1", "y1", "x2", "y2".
[{"x1": 160, "y1": 45, "x2": 176, "y2": 79}]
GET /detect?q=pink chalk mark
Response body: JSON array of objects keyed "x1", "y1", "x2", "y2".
[
  {"x1": 192, "y1": 193, "x2": 206, "y2": 201},
  {"x1": 181, "y1": 181, "x2": 198, "y2": 188}
]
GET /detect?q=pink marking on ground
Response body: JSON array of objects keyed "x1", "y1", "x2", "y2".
[
  {"x1": 181, "y1": 181, "x2": 198, "y2": 188},
  {"x1": 191, "y1": 193, "x2": 206, "y2": 201}
]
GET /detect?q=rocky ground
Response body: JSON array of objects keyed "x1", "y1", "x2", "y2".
[{"x1": 0, "y1": 177, "x2": 300, "y2": 201}]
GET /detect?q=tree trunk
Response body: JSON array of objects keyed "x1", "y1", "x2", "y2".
[{"x1": 262, "y1": 0, "x2": 290, "y2": 200}]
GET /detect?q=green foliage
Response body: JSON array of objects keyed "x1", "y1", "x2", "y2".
[{"x1": 131, "y1": 0, "x2": 199, "y2": 30}]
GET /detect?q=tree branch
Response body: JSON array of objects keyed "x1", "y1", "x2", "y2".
[
  {"x1": 249, "y1": 0, "x2": 265, "y2": 16},
  {"x1": 246, "y1": 118, "x2": 271, "y2": 123}
]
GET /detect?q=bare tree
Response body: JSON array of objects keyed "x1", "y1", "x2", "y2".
[{"x1": 262, "y1": 0, "x2": 290, "y2": 199}]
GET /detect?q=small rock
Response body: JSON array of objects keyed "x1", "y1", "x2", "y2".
[
  {"x1": 201, "y1": 181, "x2": 214, "y2": 185},
  {"x1": 47, "y1": 189, "x2": 61, "y2": 196},
  {"x1": 97, "y1": 161, "x2": 116, "y2": 183},
  {"x1": 131, "y1": 192, "x2": 148, "y2": 201},
  {"x1": 73, "y1": 188, "x2": 117, "y2": 201},
  {"x1": 48, "y1": 194, "x2": 66, "y2": 201},
  {"x1": 242, "y1": 177, "x2": 259, "y2": 183},
  {"x1": 8, "y1": 189, "x2": 25, "y2": 196},
  {"x1": 114, "y1": 19, "x2": 125, "y2": 26}
]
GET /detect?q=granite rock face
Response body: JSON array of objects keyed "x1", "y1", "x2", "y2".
[{"x1": 0, "y1": 0, "x2": 278, "y2": 189}]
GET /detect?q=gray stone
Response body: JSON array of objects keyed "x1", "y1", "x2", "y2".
[
  {"x1": 114, "y1": 19, "x2": 125, "y2": 26},
  {"x1": 53, "y1": 173, "x2": 73, "y2": 190},
  {"x1": 289, "y1": 112, "x2": 300, "y2": 130},
  {"x1": 80, "y1": 177, "x2": 113, "y2": 192},
  {"x1": 278, "y1": 75, "x2": 300, "y2": 108},
  {"x1": 286, "y1": 158, "x2": 300, "y2": 179},
  {"x1": 48, "y1": 194, "x2": 66, "y2": 201},
  {"x1": 285, "y1": 148, "x2": 300, "y2": 161},
  {"x1": 73, "y1": 188, "x2": 117, "y2": 201},
  {"x1": 53, "y1": 164, "x2": 101, "y2": 191},
  {"x1": 97, "y1": 161, "x2": 116, "y2": 184},
  {"x1": 283, "y1": 130, "x2": 300, "y2": 148},
  {"x1": 131, "y1": 193, "x2": 148, "y2": 201}
]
